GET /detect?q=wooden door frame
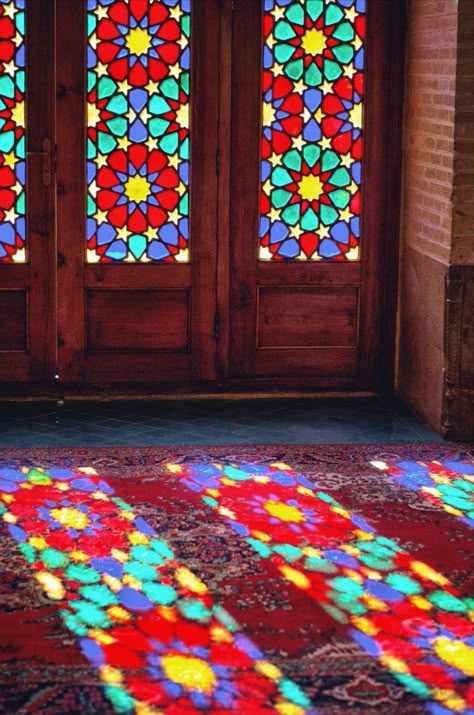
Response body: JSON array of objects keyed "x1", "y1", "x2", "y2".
[
  {"x1": 55, "y1": 0, "x2": 221, "y2": 391},
  {"x1": 222, "y1": 0, "x2": 406, "y2": 393},
  {"x1": 0, "y1": 0, "x2": 405, "y2": 397},
  {"x1": 0, "y1": 0, "x2": 56, "y2": 388}
]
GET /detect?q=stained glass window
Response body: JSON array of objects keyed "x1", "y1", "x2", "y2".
[
  {"x1": 0, "y1": 0, "x2": 25, "y2": 263},
  {"x1": 260, "y1": 0, "x2": 365, "y2": 261},
  {"x1": 87, "y1": 0, "x2": 190, "y2": 263}
]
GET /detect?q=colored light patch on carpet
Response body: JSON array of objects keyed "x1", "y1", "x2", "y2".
[
  {"x1": 0, "y1": 466, "x2": 318, "y2": 715},
  {"x1": 370, "y1": 458, "x2": 474, "y2": 528},
  {"x1": 168, "y1": 461, "x2": 474, "y2": 715}
]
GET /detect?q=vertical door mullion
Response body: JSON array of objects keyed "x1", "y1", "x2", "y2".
[
  {"x1": 26, "y1": 0, "x2": 56, "y2": 383},
  {"x1": 190, "y1": 1, "x2": 221, "y2": 384},
  {"x1": 56, "y1": 0, "x2": 86, "y2": 385}
]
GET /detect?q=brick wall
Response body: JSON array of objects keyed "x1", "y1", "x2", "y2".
[
  {"x1": 452, "y1": 0, "x2": 474, "y2": 265},
  {"x1": 397, "y1": 0, "x2": 456, "y2": 431},
  {"x1": 398, "y1": 0, "x2": 474, "y2": 437},
  {"x1": 400, "y1": 0, "x2": 458, "y2": 265}
]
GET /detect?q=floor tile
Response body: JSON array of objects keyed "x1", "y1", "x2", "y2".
[{"x1": 0, "y1": 397, "x2": 444, "y2": 448}]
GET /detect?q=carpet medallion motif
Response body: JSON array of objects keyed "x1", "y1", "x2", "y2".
[{"x1": 0, "y1": 444, "x2": 473, "y2": 715}]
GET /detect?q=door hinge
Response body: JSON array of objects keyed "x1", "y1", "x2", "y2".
[
  {"x1": 215, "y1": 148, "x2": 220, "y2": 177},
  {"x1": 214, "y1": 310, "x2": 220, "y2": 341}
]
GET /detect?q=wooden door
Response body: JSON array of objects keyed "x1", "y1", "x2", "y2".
[
  {"x1": 227, "y1": 0, "x2": 403, "y2": 391},
  {"x1": 0, "y1": 0, "x2": 56, "y2": 386},
  {"x1": 55, "y1": 0, "x2": 220, "y2": 389}
]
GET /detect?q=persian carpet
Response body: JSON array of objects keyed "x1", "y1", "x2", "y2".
[{"x1": 0, "y1": 443, "x2": 473, "y2": 715}]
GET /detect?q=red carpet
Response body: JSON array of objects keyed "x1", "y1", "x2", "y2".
[{"x1": 0, "y1": 444, "x2": 473, "y2": 715}]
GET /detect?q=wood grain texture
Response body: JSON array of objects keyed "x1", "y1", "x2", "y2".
[
  {"x1": 0, "y1": 0, "x2": 56, "y2": 381},
  {"x1": 56, "y1": 0, "x2": 86, "y2": 384},
  {"x1": 0, "y1": 291, "x2": 27, "y2": 351},
  {"x1": 86, "y1": 290, "x2": 189, "y2": 352},
  {"x1": 55, "y1": 1, "x2": 220, "y2": 388},
  {"x1": 258, "y1": 287, "x2": 359, "y2": 348},
  {"x1": 228, "y1": 0, "x2": 405, "y2": 389}
]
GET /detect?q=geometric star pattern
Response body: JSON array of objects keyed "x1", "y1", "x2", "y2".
[
  {"x1": 87, "y1": 0, "x2": 190, "y2": 263},
  {"x1": 259, "y1": 0, "x2": 365, "y2": 261},
  {"x1": 0, "y1": 0, "x2": 26, "y2": 263}
]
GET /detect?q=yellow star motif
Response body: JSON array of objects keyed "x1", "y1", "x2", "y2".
[
  {"x1": 13, "y1": 33, "x2": 22, "y2": 48},
  {"x1": 175, "y1": 248, "x2": 189, "y2": 263},
  {"x1": 339, "y1": 207, "x2": 353, "y2": 222},
  {"x1": 289, "y1": 225, "x2": 303, "y2": 239},
  {"x1": 126, "y1": 108, "x2": 136, "y2": 123},
  {"x1": 146, "y1": 80, "x2": 159, "y2": 94},
  {"x1": 3, "y1": 3, "x2": 17, "y2": 19},
  {"x1": 263, "y1": 101, "x2": 276, "y2": 128},
  {"x1": 177, "y1": 181, "x2": 186, "y2": 196},
  {"x1": 272, "y1": 6, "x2": 286, "y2": 21},
  {"x1": 118, "y1": 79, "x2": 132, "y2": 94},
  {"x1": 117, "y1": 136, "x2": 131, "y2": 151},
  {"x1": 116, "y1": 226, "x2": 131, "y2": 240},
  {"x1": 145, "y1": 226, "x2": 158, "y2": 240},
  {"x1": 262, "y1": 179, "x2": 272, "y2": 196},
  {"x1": 146, "y1": 137, "x2": 159, "y2": 151},
  {"x1": 168, "y1": 154, "x2": 180, "y2": 169},
  {"x1": 317, "y1": 225, "x2": 330, "y2": 239},
  {"x1": 169, "y1": 64, "x2": 181, "y2": 79},
  {"x1": 349, "y1": 180, "x2": 358, "y2": 194},
  {"x1": 269, "y1": 207, "x2": 281, "y2": 222},
  {"x1": 321, "y1": 80, "x2": 333, "y2": 95},
  {"x1": 96, "y1": 154, "x2": 108, "y2": 169},
  {"x1": 273, "y1": 63, "x2": 285, "y2": 77},
  {"x1": 94, "y1": 210, "x2": 108, "y2": 225},
  {"x1": 339, "y1": 153, "x2": 355, "y2": 168},
  {"x1": 12, "y1": 248, "x2": 26, "y2": 263},
  {"x1": 266, "y1": 35, "x2": 276, "y2": 50},
  {"x1": 343, "y1": 65, "x2": 356, "y2": 79},
  {"x1": 344, "y1": 7, "x2": 358, "y2": 23},
  {"x1": 293, "y1": 79, "x2": 306, "y2": 95},
  {"x1": 354, "y1": 35, "x2": 363, "y2": 52},
  {"x1": 89, "y1": 33, "x2": 98, "y2": 51},
  {"x1": 319, "y1": 136, "x2": 332, "y2": 150},
  {"x1": 268, "y1": 153, "x2": 282, "y2": 167},
  {"x1": 13, "y1": 181, "x2": 22, "y2": 195},
  {"x1": 176, "y1": 104, "x2": 189, "y2": 129},
  {"x1": 96, "y1": 62, "x2": 108, "y2": 78},
  {"x1": 88, "y1": 104, "x2": 101, "y2": 128},
  {"x1": 178, "y1": 35, "x2": 188, "y2": 50},
  {"x1": 4, "y1": 207, "x2": 18, "y2": 223},
  {"x1": 170, "y1": 6, "x2": 182, "y2": 21},
  {"x1": 346, "y1": 246, "x2": 359, "y2": 260},
  {"x1": 4, "y1": 60, "x2": 16, "y2": 78},
  {"x1": 95, "y1": 6, "x2": 109, "y2": 21},
  {"x1": 3, "y1": 152, "x2": 17, "y2": 169},
  {"x1": 168, "y1": 208, "x2": 180, "y2": 225},
  {"x1": 88, "y1": 180, "x2": 98, "y2": 199},
  {"x1": 291, "y1": 136, "x2": 305, "y2": 151}
]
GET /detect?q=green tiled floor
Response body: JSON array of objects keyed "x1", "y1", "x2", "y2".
[{"x1": 0, "y1": 397, "x2": 443, "y2": 447}]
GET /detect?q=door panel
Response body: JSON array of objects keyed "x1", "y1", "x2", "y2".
[
  {"x1": 0, "y1": 0, "x2": 56, "y2": 384},
  {"x1": 56, "y1": 0, "x2": 219, "y2": 387},
  {"x1": 0, "y1": 0, "x2": 402, "y2": 394},
  {"x1": 229, "y1": 0, "x2": 400, "y2": 390}
]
